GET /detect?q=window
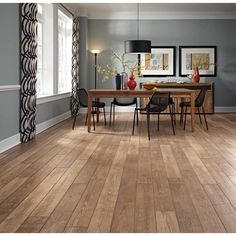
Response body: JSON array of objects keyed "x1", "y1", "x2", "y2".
[
  {"x1": 58, "y1": 9, "x2": 73, "y2": 93},
  {"x1": 36, "y1": 4, "x2": 43, "y2": 95},
  {"x1": 36, "y1": 4, "x2": 72, "y2": 100}
]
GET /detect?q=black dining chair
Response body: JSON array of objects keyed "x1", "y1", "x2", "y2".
[
  {"x1": 180, "y1": 88, "x2": 208, "y2": 130},
  {"x1": 132, "y1": 92, "x2": 175, "y2": 140},
  {"x1": 109, "y1": 98, "x2": 138, "y2": 125},
  {"x1": 72, "y1": 88, "x2": 106, "y2": 130}
]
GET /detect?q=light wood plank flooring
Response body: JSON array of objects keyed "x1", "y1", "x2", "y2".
[{"x1": 0, "y1": 113, "x2": 236, "y2": 232}]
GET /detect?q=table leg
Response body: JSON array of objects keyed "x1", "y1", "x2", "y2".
[
  {"x1": 190, "y1": 92, "x2": 195, "y2": 132},
  {"x1": 96, "y1": 98, "x2": 100, "y2": 123},
  {"x1": 88, "y1": 93, "x2": 92, "y2": 132}
]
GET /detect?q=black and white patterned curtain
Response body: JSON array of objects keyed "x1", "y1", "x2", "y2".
[
  {"x1": 71, "y1": 16, "x2": 80, "y2": 116},
  {"x1": 20, "y1": 4, "x2": 37, "y2": 142}
]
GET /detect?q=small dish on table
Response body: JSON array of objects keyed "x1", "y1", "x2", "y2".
[{"x1": 143, "y1": 82, "x2": 157, "y2": 90}]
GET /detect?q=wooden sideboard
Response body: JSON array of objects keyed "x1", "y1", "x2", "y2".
[{"x1": 139, "y1": 82, "x2": 214, "y2": 114}]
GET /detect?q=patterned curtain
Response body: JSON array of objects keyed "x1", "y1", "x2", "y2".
[
  {"x1": 20, "y1": 4, "x2": 37, "y2": 142},
  {"x1": 71, "y1": 16, "x2": 80, "y2": 116}
]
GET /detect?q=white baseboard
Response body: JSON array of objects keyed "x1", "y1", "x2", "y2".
[
  {"x1": 0, "y1": 133, "x2": 20, "y2": 154},
  {"x1": 79, "y1": 106, "x2": 135, "y2": 114},
  {"x1": 36, "y1": 111, "x2": 71, "y2": 134},
  {"x1": 0, "y1": 111, "x2": 71, "y2": 154},
  {"x1": 215, "y1": 107, "x2": 236, "y2": 113}
]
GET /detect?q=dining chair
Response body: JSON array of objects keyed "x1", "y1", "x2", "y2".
[
  {"x1": 109, "y1": 98, "x2": 138, "y2": 125},
  {"x1": 72, "y1": 88, "x2": 106, "y2": 130},
  {"x1": 132, "y1": 92, "x2": 175, "y2": 140},
  {"x1": 180, "y1": 88, "x2": 208, "y2": 130}
]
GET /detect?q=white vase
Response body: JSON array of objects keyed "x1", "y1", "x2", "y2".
[{"x1": 122, "y1": 72, "x2": 128, "y2": 90}]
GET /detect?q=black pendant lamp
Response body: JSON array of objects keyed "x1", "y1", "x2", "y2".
[{"x1": 125, "y1": 3, "x2": 151, "y2": 54}]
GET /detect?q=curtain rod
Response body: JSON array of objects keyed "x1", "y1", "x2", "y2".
[{"x1": 59, "y1": 3, "x2": 74, "y2": 17}]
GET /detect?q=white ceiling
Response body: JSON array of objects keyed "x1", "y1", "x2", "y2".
[{"x1": 65, "y1": 3, "x2": 236, "y2": 19}]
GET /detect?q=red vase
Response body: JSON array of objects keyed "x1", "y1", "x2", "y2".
[
  {"x1": 193, "y1": 66, "x2": 200, "y2": 83},
  {"x1": 127, "y1": 72, "x2": 137, "y2": 90}
]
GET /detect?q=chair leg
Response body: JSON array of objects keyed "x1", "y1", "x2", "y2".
[
  {"x1": 184, "y1": 106, "x2": 187, "y2": 130},
  {"x1": 113, "y1": 104, "x2": 115, "y2": 123},
  {"x1": 202, "y1": 107, "x2": 208, "y2": 130},
  {"x1": 198, "y1": 107, "x2": 202, "y2": 124},
  {"x1": 103, "y1": 107, "x2": 106, "y2": 125},
  {"x1": 136, "y1": 102, "x2": 139, "y2": 126},
  {"x1": 173, "y1": 104, "x2": 176, "y2": 125},
  {"x1": 132, "y1": 109, "x2": 136, "y2": 135},
  {"x1": 180, "y1": 106, "x2": 184, "y2": 125},
  {"x1": 92, "y1": 108, "x2": 95, "y2": 131},
  {"x1": 96, "y1": 107, "x2": 99, "y2": 124},
  {"x1": 157, "y1": 113, "x2": 160, "y2": 131},
  {"x1": 147, "y1": 112, "x2": 150, "y2": 140},
  {"x1": 169, "y1": 105, "x2": 176, "y2": 135},
  {"x1": 109, "y1": 103, "x2": 112, "y2": 126},
  {"x1": 85, "y1": 113, "x2": 88, "y2": 125}
]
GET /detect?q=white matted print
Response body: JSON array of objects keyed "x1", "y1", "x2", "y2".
[
  {"x1": 179, "y1": 46, "x2": 216, "y2": 77},
  {"x1": 139, "y1": 46, "x2": 176, "y2": 77}
]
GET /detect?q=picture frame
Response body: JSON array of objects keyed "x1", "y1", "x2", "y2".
[
  {"x1": 138, "y1": 46, "x2": 176, "y2": 77},
  {"x1": 179, "y1": 46, "x2": 217, "y2": 77}
]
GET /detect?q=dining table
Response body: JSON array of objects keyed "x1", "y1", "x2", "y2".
[{"x1": 87, "y1": 88, "x2": 197, "y2": 133}]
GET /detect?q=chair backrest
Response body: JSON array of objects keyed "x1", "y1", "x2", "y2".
[
  {"x1": 195, "y1": 89, "x2": 207, "y2": 107},
  {"x1": 113, "y1": 98, "x2": 137, "y2": 106},
  {"x1": 77, "y1": 88, "x2": 88, "y2": 107},
  {"x1": 147, "y1": 92, "x2": 170, "y2": 113}
]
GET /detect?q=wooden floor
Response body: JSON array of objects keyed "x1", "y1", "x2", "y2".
[{"x1": 0, "y1": 113, "x2": 236, "y2": 232}]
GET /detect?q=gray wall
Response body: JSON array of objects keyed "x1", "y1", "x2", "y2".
[
  {"x1": 0, "y1": 4, "x2": 20, "y2": 86},
  {"x1": 37, "y1": 97, "x2": 70, "y2": 124},
  {"x1": 0, "y1": 4, "x2": 20, "y2": 141},
  {"x1": 0, "y1": 91, "x2": 20, "y2": 141},
  {"x1": 84, "y1": 19, "x2": 236, "y2": 107}
]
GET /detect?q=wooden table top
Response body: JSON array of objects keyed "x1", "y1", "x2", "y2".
[{"x1": 88, "y1": 88, "x2": 197, "y2": 98}]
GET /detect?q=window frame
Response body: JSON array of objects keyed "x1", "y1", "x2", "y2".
[{"x1": 37, "y1": 3, "x2": 73, "y2": 104}]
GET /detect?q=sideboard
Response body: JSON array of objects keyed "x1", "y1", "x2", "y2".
[{"x1": 139, "y1": 82, "x2": 214, "y2": 114}]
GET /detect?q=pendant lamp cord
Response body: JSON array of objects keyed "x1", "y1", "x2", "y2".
[{"x1": 137, "y1": 3, "x2": 139, "y2": 40}]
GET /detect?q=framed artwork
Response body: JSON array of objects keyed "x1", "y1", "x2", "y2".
[
  {"x1": 179, "y1": 46, "x2": 217, "y2": 77},
  {"x1": 139, "y1": 46, "x2": 176, "y2": 77}
]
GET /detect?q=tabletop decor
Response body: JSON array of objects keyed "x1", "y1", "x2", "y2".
[
  {"x1": 139, "y1": 46, "x2": 176, "y2": 77},
  {"x1": 193, "y1": 66, "x2": 200, "y2": 83},
  {"x1": 179, "y1": 46, "x2": 217, "y2": 77},
  {"x1": 143, "y1": 81, "x2": 158, "y2": 90},
  {"x1": 127, "y1": 71, "x2": 137, "y2": 90},
  {"x1": 96, "y1": 51, "x2": 141, "y2": 89},
  {"x1": 115, "y1": 73, "x2": 122, "y2": 90}
]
